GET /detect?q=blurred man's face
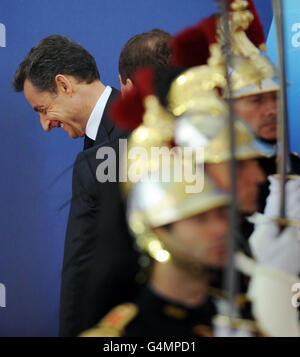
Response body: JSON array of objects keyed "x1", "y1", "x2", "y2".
[
  {"x1": 24, "y1": 79, "x2": 84, "y2": 139},
  {"x1": 206, "y1": 159, "x2": 266, "y2": 214},
  {"x1": 233, "y1": 91, "x2": 278, "y2": 141},
  {"x1": 166, "y1": 206, "x2": 229, "y2": 269}
]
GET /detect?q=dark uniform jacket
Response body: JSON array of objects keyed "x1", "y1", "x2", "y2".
[
  {"x1": 80, "y1": 285, "x2": 217, "y2": 337},
  {"x1": 240, "y1": 152, "x2": 300, "y2": 240},
  {"x1": 59, "y1": 88, "x2": 140, "y2": 337}
]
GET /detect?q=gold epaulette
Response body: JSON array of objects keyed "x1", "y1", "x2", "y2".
[{"x1": 79, "y1": 303, "x2": 138, "y2": 337}]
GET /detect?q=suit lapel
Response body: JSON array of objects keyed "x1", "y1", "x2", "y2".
[{"x1": 95, "y1": 88, "x2": 121, "y2": 145}]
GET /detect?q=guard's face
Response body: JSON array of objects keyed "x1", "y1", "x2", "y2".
[
  {"x1": 24, "y1": 79, "x2": 84, "y2": 139},
  {"x1": 206, "y1": 159, "x2": 266, "y2": 214},
  {"x1": 167, "y1": 206, "x2": 229, "y2": 269},
  {"x1": 233, "y1": 91, "x2": 278, "y2": 141}
]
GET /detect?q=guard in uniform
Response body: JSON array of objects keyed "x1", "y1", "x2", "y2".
[
  {"x1": 167, "y1": 0, "x2": 300, "y2": 220},
  {"x1": 80, "y1": 68, "x2": 272, "y2": 337},
  {"x1": 80, "y1": 170, "x2": 229, "y2": 337},
  {"x1": 164, "y1": 2, "x2": 300, "y2": 335}
]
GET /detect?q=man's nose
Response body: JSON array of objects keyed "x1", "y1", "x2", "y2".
[
  {"x1": 40, "y1": 115, "x2": 51, "y2": 132},
  {"x1": 265, "y1": 97, "x2": 278, "y2": 117}
]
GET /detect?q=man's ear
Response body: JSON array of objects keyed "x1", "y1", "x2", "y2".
[
  {"x1": 55, "y1": 74, "x2": 73, "y2": 96},
  {"x1": 119, "y1": 74, "x2": 134, "y2": 96},
  {"x1": 124, "y1": 77, "x2": 134, "y2": 90}
]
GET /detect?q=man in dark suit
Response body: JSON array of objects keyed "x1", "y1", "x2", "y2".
[
  {"x1": 60, "y1": 134, "x2": 141, "y2": 336},
  {"x1": 13, "y1": 35, "x2": 135, "y2": 336},
  {"x1": 13, "y1": 31, "x2": 172, "y2": 336},
  {"x1": 118, "y1": 28, "x2": 172, "y2": 94}
]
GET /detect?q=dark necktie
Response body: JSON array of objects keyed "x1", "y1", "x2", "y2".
[{"x1": 84, "y1": 135, "x2": 95, "y2": 150}]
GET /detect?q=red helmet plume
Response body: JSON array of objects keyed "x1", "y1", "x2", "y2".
[{"x1": 170, "y1": 0, "x2": 265, "y2": 67}]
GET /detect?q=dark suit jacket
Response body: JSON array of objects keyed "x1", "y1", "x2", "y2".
[{"x1": 59, "y1": 88, "x2": 140, "y2": 337}]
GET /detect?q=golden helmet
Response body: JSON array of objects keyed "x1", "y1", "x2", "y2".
[
  {"x1": 127, "y1": 161, "x2": 230, "y2": 262},
  {"x1": 166, "y1": 65, "x2": 275, "y2": 163},
  {"x1": 169, "y1": 0, "x2": 279, "y2": 99}
]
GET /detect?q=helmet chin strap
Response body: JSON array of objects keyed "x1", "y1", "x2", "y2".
[{"x1": 259, "y1": 137, "x2": 277, "y2": 147}]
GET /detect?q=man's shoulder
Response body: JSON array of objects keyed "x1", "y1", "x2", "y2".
[
  {"x1": 258, "y1": 152, "x2": 300, "y2": 176},
  {"x1": 110, "y1": 86, "x2": 121, "y2": 96},
  {"x1": 82, "y1": 132, "x2": 129, "y2": 161},
  {"x1": 79, "y1": 303, "x2": 138, "y2": 337},
  {"x1": 290, "y1": 152, "x2": 300, "y2": 173},
  {"x1": 106, "y1": 86, "x2": 120, "y2": 108},
  {"x1": 96, "y1": 86, "x2": 129, "y2": 145}
]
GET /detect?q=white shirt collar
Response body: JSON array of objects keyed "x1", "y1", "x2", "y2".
[{"x1": 85, "y1": 85, "x2": 112, "y2": 140}]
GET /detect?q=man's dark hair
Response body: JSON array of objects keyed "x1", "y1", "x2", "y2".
[
  {"x1": 154, "y1": 66, "x2": 187, "y2": 107},
  {"x1": 13, "y1": 35, "x2": 100, "y2": 93},
  {"x1": 119, "y1": 29, "x2": 172, "y2": 85}
]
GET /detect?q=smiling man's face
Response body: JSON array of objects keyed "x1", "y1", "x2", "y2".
[{"x1": 24, "y1": 79, "x2": 84, "y2": 139}]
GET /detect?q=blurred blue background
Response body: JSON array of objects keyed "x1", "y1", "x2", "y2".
[
  {"x1": 267, "y1": 0, "x2": 300, "y2": 153},
  {"x1": 0, "y1": 0, "x2": 273, "y2": 336}
]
